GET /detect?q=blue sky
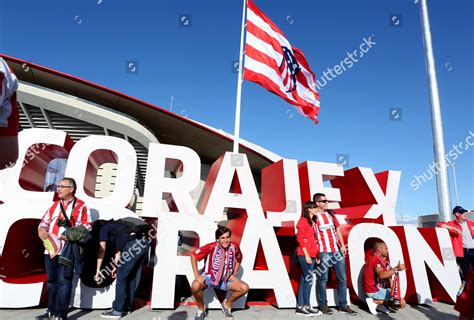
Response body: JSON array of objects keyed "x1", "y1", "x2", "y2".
[{"x1": 1, "y1": 0, "x2": 472, "y2": 222}]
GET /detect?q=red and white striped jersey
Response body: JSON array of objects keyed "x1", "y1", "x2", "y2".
[
  {"x1": 315, "y1": 211, "x2": 341, "y2": 253},
  {"x1": 39, "y1": 197, "x2": 92, "y2": 255}
]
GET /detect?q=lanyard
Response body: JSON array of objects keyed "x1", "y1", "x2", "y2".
[{"x1": 59, "y1": 197, "x2": 76, "y2": 225}]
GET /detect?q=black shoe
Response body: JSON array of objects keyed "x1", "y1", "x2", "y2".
[
  {"x1": 339, "y1": 306, "x2": 357, "y2": 316},
  {"x1": 386, "y1": 305, "x2": 400, "y2": 312},
  {"x1": 35, "y1": 311, "x2": 54, "y2": 320},
  {"x1": 319, "y1": 305, "x2": 333, "y2": 315},
  {"x1": 295, "y1": 306, "x2": 312, "y2": 317},
  {"x1": 377, "y1": 305, "x2": 392, "y2": 314},
  {"x1": 100, "y1": 309, "x2": 122, "y2": 319}
]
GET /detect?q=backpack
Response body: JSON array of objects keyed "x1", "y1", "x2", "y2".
[{"x1": 115, "y1": 217, "x2": 152, "y2": 238}]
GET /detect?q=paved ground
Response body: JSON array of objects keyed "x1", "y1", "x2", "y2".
[{"x1": 0, "y1": 302, "x2": 460, "y2": 320}]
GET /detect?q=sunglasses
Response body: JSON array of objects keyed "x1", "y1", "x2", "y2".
[
  {"x1": 57, "y1": 185, "x2": 72, "y2": 189},
  {"x1": 316, "y1": 200, "x2": 328, "y2": 203}
]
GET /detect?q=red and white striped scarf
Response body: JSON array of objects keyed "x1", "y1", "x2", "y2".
[
  {"x1": 375, "y1": 254, "x2": 392, "y2": 289},
  {"x1": 209, "y1": 244, "x2": 236, "y2": 286}
]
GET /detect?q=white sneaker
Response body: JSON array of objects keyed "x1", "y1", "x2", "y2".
[
  {"x1": 366, "y1": 298, "x2": 378, "y2": 315},
  {"x1": 366, "y1": 298, "x2": 391, "y2": 315},
  {"x1": 305, "y1": 306, "x2": 322, "y2": 316}
]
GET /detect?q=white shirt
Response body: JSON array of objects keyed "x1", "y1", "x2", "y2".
[{"x1": 460, "y1": 220, "x2": 474, "y2": 249}]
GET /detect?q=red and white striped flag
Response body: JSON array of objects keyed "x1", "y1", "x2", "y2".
[{"x1": 243, "y1": 0, "x2": 320, "y2": 123}]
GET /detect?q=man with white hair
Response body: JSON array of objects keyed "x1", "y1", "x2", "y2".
[
  {"x1": 36, "y1": 177, "x2": 92, "y2": 320},
  {"x1": 439, "y1": 206, "x2": 474, "y2": 281}
]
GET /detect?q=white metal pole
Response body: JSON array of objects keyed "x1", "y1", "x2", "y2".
[
  {"x1": 419, "y1": 0, "x2": 451, "y2": 222},
  {"x1": 232, "y1": 0, "x2": 247, "y2": 153},
  {"x1": 450, "y1": 163, "x2": 459, "y2": 206},
  {"x1": 400, "y1": 192, "x2": 403, "y2": 225}
]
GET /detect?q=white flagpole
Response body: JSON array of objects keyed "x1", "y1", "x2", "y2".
[
  {"x1": 232, "y1": 0, "x2": 248, "y2": 153},
  {"x1": 419, "y1": 0, "x2": 451, "y2": 222}
]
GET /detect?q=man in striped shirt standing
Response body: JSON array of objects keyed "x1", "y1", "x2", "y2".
[
  {"x1": 313, "y1": 193, "x2": 357, "y2": 316},
  {"x1": 36, "y1": 177, "x2": 92, "y2": 320}
]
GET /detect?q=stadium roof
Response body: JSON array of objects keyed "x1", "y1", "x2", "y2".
[{"x1": 0, "y1": 54, "x2": 281, "y2": 171}]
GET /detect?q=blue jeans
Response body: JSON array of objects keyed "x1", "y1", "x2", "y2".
[
  {"x1": 112, "y1": 238, "x2": 150, "y2": 314},
  {"x1": 315, "y1": 251, "x2": 347, "y2": 308},
  {"x1": 44, "y1": 254, "x2": 74, "y2": 318},
  {"x1": 459, "y1": 248, "x2": 474, "y2": 280},
  {"x1": 296, "y1": 255, "x2": 316, "y2": 306}
]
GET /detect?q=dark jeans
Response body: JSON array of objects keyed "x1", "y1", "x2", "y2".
[
  {"x1": 112, "y1": 238, "x2": 150, "y2": 313},
  {"x1": 315, "y1": 251, "x2": 347, "y2": 308},
  {"x1": 458, "y1": 248, "x2": 474, "y2": 280},
  {"x1": 297, "y1": 255, "x2": 316, "y2": 306},
  {"x1": 44, "y1": 254, "x2": 74, "y2": 318}
]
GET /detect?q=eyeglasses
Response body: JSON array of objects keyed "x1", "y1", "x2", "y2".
[
  {"x1": 316, "y1": 200, "x2": 328, "y2": 203},
  {"x1": 57, "y1": 185, "x2": 72, "y2": 189}
]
